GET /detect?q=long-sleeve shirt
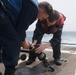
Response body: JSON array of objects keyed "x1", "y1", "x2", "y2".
[
  {"x1": 7, "y1": 0, "x2": 38, "y2": 13},
  {"x1": 32, "y1": 13, "x2": 66, "y2": 46},
  {"x1": 1, "y1": 0, "x2": 38, "y2": 25},
  {"x1": 1, "y1": 0, "x2": 38, "y2": 14}
]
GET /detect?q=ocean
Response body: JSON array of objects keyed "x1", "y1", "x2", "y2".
[{"x1": 26, "y1": 31, "x2": 76, "y2": 47}]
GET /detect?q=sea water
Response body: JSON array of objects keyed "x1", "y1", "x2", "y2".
[{"x1": 26, "y1": 31, "x2": 76, "y2": 47}]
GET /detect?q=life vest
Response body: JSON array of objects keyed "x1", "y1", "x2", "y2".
[{"x1": 40, "y1": 13, "x2": 66, "y2": 34}]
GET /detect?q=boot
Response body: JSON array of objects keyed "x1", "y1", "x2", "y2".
[
  {"x1": 54, "y1": 58, "x2": 62, "y2": 66},
  {"x1": 0, "y1": 71, "x2": 2, "y2": 75},
  {"x1": 0, "y1": 57, "x2": 2, "y2": 63},
  {"x1": 26, "y1": 58, "x2": 35, "y2": 65},
  {"x1": 26, "y1": 51, "x2": 37, "y2": 65},
  {"x1": 4, "y1": 68, "x2": 16, "y2": 75}
]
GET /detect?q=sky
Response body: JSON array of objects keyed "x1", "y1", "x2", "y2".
[{"x1": 27, "y1": 0, "x2": 76, "y2": 31}]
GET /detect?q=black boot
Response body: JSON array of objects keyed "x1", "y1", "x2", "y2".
[
  {"x1": 0, "y1": 57, "x2": 2, "y2": 63},
  {"x1": 26, "y1": 58, "x2": 35, "y2": 65},
  {"x1": 26, "y1": 51, "x2": 37, "y2": 65},
  {"x1": 0, "y1": 71, "x2": 2, "y2": 75},
  {"x1": 0, "y1": 50, "x2": 2, "y2": 63},
  {"x1": 4, "y1": 68, "x2": 16, "y2": 75},
  {"x1": 54, "y1": 58, "x2": 62, "y2": 66}
]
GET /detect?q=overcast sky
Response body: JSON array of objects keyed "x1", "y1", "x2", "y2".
[{"x1": 27, "y1": 0, "x2": 76, "y2": 31}]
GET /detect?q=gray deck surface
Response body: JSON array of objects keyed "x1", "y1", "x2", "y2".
[{"x1": 0, "y1": 46, "x2": 76, "y2": 75}]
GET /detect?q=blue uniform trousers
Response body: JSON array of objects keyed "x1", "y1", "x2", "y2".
[{"x1": 0, "y1": 7, "x2": 21, "y2": 69}]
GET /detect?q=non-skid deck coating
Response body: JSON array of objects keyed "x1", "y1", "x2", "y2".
[
  {"x1": 16, "y1": 58, "x2": 68, "y2": 75},
  {"x1": 0, "y1": 46, "x2": 76, "y2": 75}
]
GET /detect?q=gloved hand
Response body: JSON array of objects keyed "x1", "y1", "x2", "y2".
[{"x1": 22, "y1": 40, "x2": 30, "y2": 49}]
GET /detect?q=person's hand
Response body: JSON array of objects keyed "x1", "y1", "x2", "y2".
[
  {"x1": 32, "y1": 40, "x2": 37, "y2": 46},
  {"x1": 35, "y1": 44, "x2": 46, "y2": 54},
  {"x1": 22, "y1": 40, "x2": 30, "y2": 49},
  {"x1": 35, "y1": 42, "x2": 51, "y2": 54}
]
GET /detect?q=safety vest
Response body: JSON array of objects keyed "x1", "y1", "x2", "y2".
[{"x1": 40, "y1": 13, "x2": 66, "y2": 34}]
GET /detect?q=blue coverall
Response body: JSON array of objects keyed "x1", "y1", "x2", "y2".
[{"x1": 0, "y1": 0, "x2": 38, "y2": 70}]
